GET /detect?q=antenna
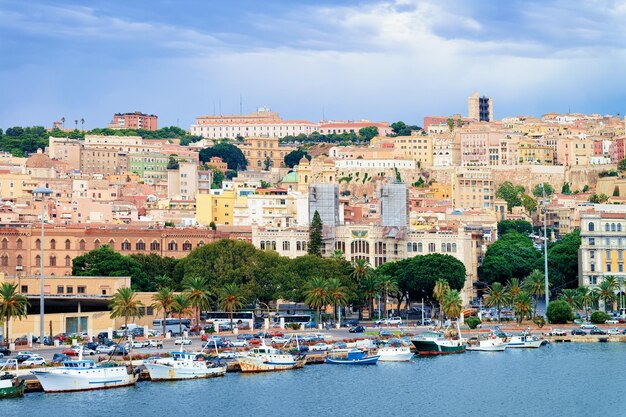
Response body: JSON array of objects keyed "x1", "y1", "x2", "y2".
[{"x1": 240, "y1": 93, "x2": 243, "y2": 115}]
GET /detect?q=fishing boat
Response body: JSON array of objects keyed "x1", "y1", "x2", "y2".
[
  {"x1": 507, "y1": 330, "x2": 544, "y2": 348},
  {"x1": 376, "y1": 345, "x2": 414, "y2": 362},
  {"x1": 144, "y1": 351, "x2": 226, "y2": 381},
  {"x1": 466, "y1": 333, "x2": 508, "y2": 352},
  {"x1": 0, "y1": 360, "x2": 24, "y2": 399},
  {"x1": 411, "y1": 323, "x2": 466, "y2": 355},
  {"x1": 237, "y1": 346, "x2": 306, "y2": 373},
  {"x1": 325, "y1": 349, "x2": 379, "y2": 365}
]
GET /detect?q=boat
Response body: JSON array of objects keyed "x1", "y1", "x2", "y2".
[
  {"x1": 237, "y1": 346, "x2": 306, "y2": 373},
  {"x1": 411, "y1": 324, "x2": 466, "y2": 355},
  {"x1": 0, "y1": 360, "x2": 24, "y2": 399},
  {"x1": 325, "y1": 349, "x2": 380, "y2": 365},
  {"x1": 507, "y1": 330, "x2": 544, "y2": 348},
  {"x1": 144, "y1": 351, "x2": 226, "y2": 381},
  {"x1": 466, "y1": 334, "x2": 508, "y2": 352},
  {"x1": 32, "y1": 359, "x2": 138, "y2": 392},
  {"x1": 376, "y1": 345, "x2": 414, "y2": 362}
]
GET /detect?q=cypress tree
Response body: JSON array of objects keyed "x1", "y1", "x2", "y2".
[{"x1": 308, "y1": 210, "x2": 323, "y2": 256}]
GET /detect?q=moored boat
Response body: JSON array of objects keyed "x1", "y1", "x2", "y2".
[
  {"x1": 325, "y1": 349, "x2": 379, "y2": 365},
  {"x1": 507, "y1": 331, "x2": 543, "y2": 348},
  {"x1": 0, "y1": 360, "x2": 24, "y2": 399},
  {"x1": 237, "y1": 346, "x2": 306, "y2": 373},
  {"x1": 377, "y1": 345, "x2": 414, "y2": 362},
  {"x1": 32, "y1": 359, "x2": 138, "y2": 393},
  {"x1": 411, "y1": 324, "x2": 466, "y2": 356},
  {"x1": 144, "y1": 351, "x2": 226, "y2": 381},
  {"x1": 466, "y1": 334, "x2": 508, "y2": 352}
]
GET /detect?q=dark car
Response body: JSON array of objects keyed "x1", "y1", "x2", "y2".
[
  {"x1": 237, "y1": 334, "x2": 255, "y2": 340},
  {"x1": 342, "y1": 319, "x2": 359, "y2": 328},
  {"x1": 0, "y1": 347, "x2": 11, "y2": 357},
  {"x1": 14, "y1": 337, "x2": 28, "y2": 346},
  {"x1": 83, "y1": 342, "x2": 99, "y2": 351},
  {"x1": 590, "y1": 328, "x2": 607, "y2": 335},
  {"x1": 571, "y1": 329, "x2": 587, "y2": 336},
  {"x1": 112, "y1": 346, "x2": 129, "y2": 356},
  {"x1": 51, "y1": 353, "x2": 69, "y2": 365},
  {"x1": 349, "y1": 325, "x2": 365, "y2": 333},
  {"x1": 15, "y1": 354, "x2": 32, "y2": 363},
  {"x1": 254, "y1": 332, "x2": 270, "y2": 339}
]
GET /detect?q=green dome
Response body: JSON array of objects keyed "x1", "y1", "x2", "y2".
[{"x1": 281, "y1": 171, "x2": 298, "y2": 183}]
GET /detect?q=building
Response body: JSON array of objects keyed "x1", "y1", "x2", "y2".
[
  {"x1": 317, "y1": 120, "x2": 393, "y2": 137},
  {"x1": 468, "y1": 92, "x2": 493, "y2": 122},
  {"x1": 235, "y1": 136, "x2": 296, "y2": 170},
  {"x1": 518, "y1": 138, "x2": 554, "y2": 165},
  {"x1": 128, "y1": 153, "x2": 169, "y2": 184},
  {"x1": 392, "y1": 132, "x2": 433, "y2": 167},
  {"x1": 167, "y1": 161, "x2": 198, "y2": 201},
  {"x1": 380, "y1": 183, "x2": 409, "y2": 228},
  {"x1": 111, "y1": 112, "x2": 158, "y2": 131},
  {"x1": 309, "y1": 184, "x2": 340, "y2": 227},
  {"x1": 452, "y1": 167, "x2": 495, "y2": 209}
]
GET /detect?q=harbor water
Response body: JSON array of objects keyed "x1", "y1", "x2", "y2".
[{"x1": 5, "y1": 343, "x2": 625, "y2": 417}]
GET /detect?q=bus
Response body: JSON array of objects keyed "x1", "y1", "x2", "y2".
[
  {"x1": 205, "y1": 311, "x2": 255, "y2": 330},
  {"x1": 152, "y1": 318, "x2": 191, "y2": 336},
  {"x1": 272, "y1": 314, "x2": 313, "y2": 328}
]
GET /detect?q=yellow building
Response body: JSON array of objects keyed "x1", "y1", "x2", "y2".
[
  {"x1": 424, "y1": 182, "x2": 452, "y2": 200},
  {"x1": 451, "y1": 167, "x2": 495, "y2": 209},
  {"x1": 392, "y1": 132, "x2": 433, "y2": 167},
  {"x1": 0, "y1": 172, "x2": 33, "y2": 199},
  {"x1": 236, "y1": 136, "x2": 296, "y2": 170},
  {"x1": 196, "y1": 190, "x2": 236, "y2": 226},
  {"x1": 518, "y1": 138, "x2": 554, "y2": 165}
]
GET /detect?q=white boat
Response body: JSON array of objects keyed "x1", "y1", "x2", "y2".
[
  {"x1": 377, "y1": 346, "x2": 414, "y2": 362},
  {"x1": 237, "y1": 346, "x2": 306, "y2": 373},
  {"x1": 31, "y1": 359, "x2": 138, "y2": 393},
  {"x1": 466, "y1": 335, "x2": 508, "y2": 352},
  {"x1": 144, "y1": 351, "x2": 226, "y2": 381},
  {"x1": 507, "y1": 332, "x2": 544, "y2": 348}
]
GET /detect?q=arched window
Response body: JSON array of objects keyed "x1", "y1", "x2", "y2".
[
  {"x1": 283, "y1": 241, "x2": 290, "y2": 251},
  {"x1": 1, "y1": 238, "x2": 7, "y2": 249},
  {"x1": 168, "y1": 240, "x2": 178, "y2": 251},
  {"x1": 611, "y1": 223, "x2": 616, "y2": 232},
  {"x1": 407, "y1": 243, "x2": 412, "y2": 252},
  {"x1": 619, "y1": 224, "x2": 623, "y2": 232},
  {"x1": 151, "y1": 240, "x2": 160, "y2": 251},
  {"x1": 302, "y1": 241, "x2": 307, "y2": 251},
  {"x1": 412, "y1": 242, "x2": 418, "y2": 252},
  {"x1": 183, "y1": 241, "x2": 192, "y2": 251},
  {"x1": 605, "y1": 223, "x2": 610, "y2": 232},
  {"x1": 351, "y1": 240, "x2": 369, "y2": 255},
  {"x1": 80, "y1": 239, "x2": 86, "y2": 250},
  {"x1": 441, "y1": 243, "x2": 446, "y2": 252},
  {"x1": 50, "y1": 239, "x2": 56, "y2": 250},
  {"x1": 418, "y1": 242, "x2": 423, "y2": 253},
  {"x1": 16, "y1": 239, "x2": 22, "y2": 250},
  {"x1": 121, "y1": 240, "x2": 131, "y2": 251},
  {"x1": 92, "y1": 239, "x2": 99, "y2": 249},
  {"x1": 65, "y1": 255, "x2": 71, "y2": 267},
  {"x1": 35, "y1": 239, "x2": 41, "y2": 250},
  {"x1": 197, "y1": 241, "x2": 205, "y2": 247},
  {"x1": 589, "y1": 222, "x2": 595, "y2": 232},
  {"x1": 16, "y1": 255, "x2": 22, "y2": 266},
  {"x1": 447, "y1": 243, "x2": 452, "y2": 252},
  {"x1": 296, "y1": 241, "x2": 301, "y2": 251},
  {"x1": 136, "y1": 240, "x2": 145, "y2": 251},
  {"x1": 428, "y1": 243, "x2": 436, "y2": 252},
  {"x1": 261, "y1": 241, "x2": 266, "y2": 250},
  {"x1": 0, "y1": 254, "x2": 7, "y2": 266},
  {"x1": 35, "y1": 255, "x2": 41, "y2": 267},
  {"x1": 65, "y1": 239, "x2": 71, "y2": 250},
  {"x1": 271, "y1": 241, "x2": 276, "y2": 251},
  {"x1": 50, "y1": 255, "x2": 56, "y2": 267},
  {"x1": 108, "y1": 240, "x2": 115, "y2": 250},
  {"x1": 451, "y1": 243, "x2": 457, "y2": 253}
]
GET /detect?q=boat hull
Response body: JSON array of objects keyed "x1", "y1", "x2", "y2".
[
  {"x1": 32, "y1": 367, "x2": 137, "y2": 393},
  {"x1": 412, "y1": 340, "x2": 466, "y2": 355},
  {"x1": 145, "y1": 363, "x2": 226, "y2": 381},
  {"x1": 377, "y1": 348, "x2": 414, "y2": 362},
  {"x1": 467, "y1": 344, "x2": 507, "y2": 352},
  {"x1": 325, "y1": 355, "x2": 380, "y2": 365},
  {"x1": 0, "y1": 380, "x2": 24, "y2": 399},
  {"x1": 237, "y1": 357, "x2": 306, "y2": 373},
  {"x1": 507, "y1": 340, "x2": 543, "y2": 348}
]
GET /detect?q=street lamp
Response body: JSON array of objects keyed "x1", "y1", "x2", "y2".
[
  {"x1": 33, "y1": 187, "x2": 52, "y2": 346},
  {"x1": 540, "y1": 184, "x2": 549, "y2": 314}
]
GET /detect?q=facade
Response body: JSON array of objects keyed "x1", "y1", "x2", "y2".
[
  {"x1": 128, "y1": 153, "x2": 169, "y2": 184},
  {"x1": 111, "y1": 112, "x2": 158, "y2": 131},
  {"x1": 518, "y1": 138, "x2": 554, "y2": 165},
  {"x1": 452, "y1": 167, "x2": 495, "y2": 209},
  {"x1": 392, "y1": 132, "x2": 433, "y2": 167},
  {"x1": 381, "y1": 184, "x2": 409, "y2": 228},
  {"x1": 309, "y1": 184, "x2": 340, "y2": 227},
  {"x1": 468, "y1": 92, "x2": 493, "y2": 122},
  {"x1": 235, "y1": 136, "x2": 296, "y2": 170},
  {"x1": 167, "y1": 161, "x2": 198, "y2": 201}
]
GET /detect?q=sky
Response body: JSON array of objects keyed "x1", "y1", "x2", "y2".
[{"x1": 1, "y1": 0, "x2": 626, "y2": 130}]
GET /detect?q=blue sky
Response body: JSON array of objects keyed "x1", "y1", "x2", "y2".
[{"x1": 1, "y1": 0, "x2": 626, "y2": 129}]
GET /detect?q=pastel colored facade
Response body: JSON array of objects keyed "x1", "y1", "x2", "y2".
[
  {"x1": 128, "y1": 153, "x2": 169, "y2": 183},
  {"x1": 391, "y1": 132, "x2": 433, "y2": 167},
  {"x1": 423, "y1": 116, "x2": 449, "y2": 130},
  {"x1": 317, "y1": 121, "x2": 392, "y2": 137},
  {"x1": 195, "y1": 189, "x2": 237, "y2": 226},
  {"x1": 0, "y1": 171, "x2": 32, "y2": 199},
  {"x1": 432, "y1": 134, "x2": 460, "y2": 167},
  {"x1": 451, "y1": 167, "x2": 496, "y2": 209},
  {"x1": 555, "y1": 136, "x2": 594, "y2": 166},
  {"x1": 334, "y1": 159, "x2": 416, "y2": 170},
  {"x1": 468, "y1": 92, "x2": 493, "y2": 122},
  {"x1": 167, "y1": 161, "x2": 198, "y2": 201},
  {"x1": 111, "y1": 112, "x2": 158, "y2": 131},
  {"x1": 235, "y1": 136, "x2": 296, "y2": 170},
  {"x1": 233, "y1": 188, "x2": 308, "y2": 228},
  {"x1": 207, "y1": 157, "x2": 228, "y2": 173},
  {"x1": 518, "y1": 138, "x2": 554, "y2": 165},
  {"x1": 457, "y1": 127, "x2": 505, "y2": 166}
]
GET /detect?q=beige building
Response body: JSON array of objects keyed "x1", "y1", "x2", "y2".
[
  {"x1": 167, "y1": 161, "x2": 198, "y2": 201},
  {"x1": 452, "y1": 167, "x2": 496, "y2": 210},
  {"x1": 392, "y1": 132, "x2": 433, "y2": 167},
  {"x1": 236, "y1": 136, "x2": 296, "y2": 170},
  {"x1": 468, "y1": 92, "x2": 493, "y2": 122},
  {"x1": 519, "y1": 138, "x2": 554, "y2": 165}
]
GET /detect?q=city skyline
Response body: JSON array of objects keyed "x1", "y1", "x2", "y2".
[{"x1": 1, "y1": 0, "x2": 626, "y2": 129}]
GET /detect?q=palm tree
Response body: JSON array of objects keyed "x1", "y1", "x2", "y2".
[
  {"x1": 577, "y1": 286, "x2": 593, "y2": 321},
  {"x1": 327, "y1": 278, "x2": 350, "y2": 323},
  {"x1": 171, "y1": 294, "x2": 193, "y2": 336},
  {"x1": 441, "y1": 289, "x2": 462, "y2": 320},
  {"x1": 359, "y1": 273, "x2": 380, "y2": 320},
  {"x1": 377, "y1": 274, "x2": 398, "y2": 320},
  {"x1": 74, "y1": 119, "x2": 78, "y2": 130},
  {"x1": 433, "y1": 279, "x2": 450, "y2": 323},
  {"x1": 0, "y1": 282, "x2": 30, "y2": 344},
  {"x1": 109, "y1": 288, "x2": 144, "y2": 335},
  {"x1": 60, "y1": 117, "x2": 65, "y2": 129},
  {"x1": 560, "y1": 288, "x2": 581, "y2": 311},
  {"x1": 483, "y1": 282, "x2": 509, "y2": 323},
  {"x1": 184, "y1": 277, "x2": 212, "y2": 334},
  {"x1": 304, "y1": 277, "x2": 330, "y2": 326},
  {"x1": 523, "y1": 270, "x2": 546, "y2": 317},
  {"x1": 80, "y1": 118, "x2": 85, "y2": 132},
  {"x1": 512, "y1": 291, "x2": 533, "y2": 325},
  {"x1": 351, "y1": 258, "x2": 370, "y2": 283},
  {"x1": 151, "y1": 287, "x2": 174, "y2": 337},
  {"x1": 597, "y1": 278, "x2": 618, "y2": 312},
  {"x1": 218, "y1": 284, "x2": 246, "y2": 331},
  {"x1": 505, "y1": 278, "x2": 522, "y2": 300}
]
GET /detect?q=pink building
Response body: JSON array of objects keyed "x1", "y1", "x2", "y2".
[
  {"x1": 423, "y1": 116, "x2": 448, "y2": 130},
  {"x1": 111, "y1": 112, "x2": 158, "y2": 131}
]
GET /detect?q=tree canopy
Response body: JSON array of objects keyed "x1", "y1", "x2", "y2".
[
  {"x1": 358, "y1": 126, "x2": 379, "y2": 141},
  {"x1": 390, "y1": 121, "x2": 422, "y2": 136},
  {"x1": 478, "y1": 232, "x2": 541, "y2": 285},
  {"x1": 532, "y1": 183, "x2": 554, "y2": 197},
  {"x1": 284, "y1": 149, "x2": 311, "y2": 168},
  {"x1": 497, "y1": 220, "x2": 533, "y2": 237},
  {"x1": 199, "y1": 143, "x2": 248, "y2": 171}
]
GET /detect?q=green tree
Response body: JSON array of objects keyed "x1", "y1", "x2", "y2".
[
  {"x1": 199, "y1": 143, "x2": 248, "y2": 170},
  {"x1": 597, "y1": 278, "x2": 617, "y2": 312},
  {"x1": 184, "y1": 277, "x2": 212, "y2": 333},
  {"x1": 72, "y1": 245, "x2": 148, "y2": 290},
  {"x1": 497, "y1": 220, "x2": 533, "y2": 236},
  {"x1": 561, "y1": 182, "x2": 572, "y2": 195},
  {"x1": 358, "y1": 126, "x2": 379, "y2": 141},
  {"x1": 359, "y1": 273, "x2": 380, "y2": 319},
  {"x1": 433, "y1": 279, "x2": 450, "y2": 322},
  {"x1": 284, "y1": 149, "x2": 311, "y2": 168},
  {"x1": 167, "y1": 155, "x2": 179, "y2": 170},
  {"x1": 303, "y1": 277, "x2": 331, "y2": 325},
  {"x1": 506, "y1": 278, "x2": 523, "y2": 300},
  {"x1": 559, "y1": 288, "x2": 581, "y2": 311},
  {"x1": 479, "y1": 233, "x2": 541, "y2": 285},
  {"x1": 512, "y1": 291, "x2": 533, "y2": 325},
  {"x1": 576, "y1": 286, "x2": 593, "y2": 321},
  {"x1": 377, "y1": 274, "x2": 398, "y2": 319},
  {"x1": 0, "y1": 282, "x2": 30, "y2": 343},
  {"x1": 524, "y1": 269, "x2": 547, "y2": 317},
  {"x1": 496, "y1": 181, "x2": 526, "y2": 212},
  {"x1": 588, "y1": 193, "x2": 609, "y2": 203},
  {"x1": 218, "y1": 283, "x2": 246, "y2": 330},
  {"x1": 211, "y1": 168, "x2": 225, "y2": 189},
  {"x1": 543, "y1": 230, "x2": 581, "y2": 293},
  {"x1": 151, "y1": 287, "x2": 175, "y2": 337},
  {"x1": 441, "y1": 289, "x2": 462, "y2": 320},
  {"x1": 308, "y1": 210, "x2": 323, "y2": 257},
  {"x1": 546, "y1": 300, "x2": 572, "y2": 324},
  {"x1": 171, "y1": 293, "x2": 193, "y2": 335},
  {"x1": 109, "y1": 287, "x2": 144, "y2": 334},
  {"x1": 532, "y1": 183, "x2": 554, "y2": 197},
  {"x1": 590, "y1": 311, "x2": 611, "y2": 324},
  {"x1": 327, "y1": 278, "x2": 350, "y2": 322},
  {"x1": 483, "y1": 282, "x2": 509, "y2": 322},
  {"x1": 520, "y1": 193, "x2": 537, "y2": 213},
  {"x1": 390, "y1": 121, "x2": 421, "y2": 136},
  {"x1": 618, "y1": 158, "x2": 626, "y2": 172}
]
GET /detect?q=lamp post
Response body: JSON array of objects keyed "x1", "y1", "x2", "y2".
[
  {"x1": 33, "y1": 187, "x2": 52, "y2": 347},
  {"x1": 540, "y1": 184, "x2": 549, "y2": 314}
]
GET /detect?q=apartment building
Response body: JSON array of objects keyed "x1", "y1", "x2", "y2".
[
  {"x1": 235, "y1": 136, "x2": 296, "y2": 170},
  {"x1": 452, "y1": 167, "x2": 495, "y2": 210},
  {"x1": 110, "y1": 112, "x2": 158, "y2": 131}
]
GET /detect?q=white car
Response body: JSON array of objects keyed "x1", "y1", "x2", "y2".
[
  {"x1": 580, "y1": 323, "x2": 597, "y2": 329},
  {"x1": 231, "y1": 340, "x2": 249, "y2": 348},
  {"x1": 129, "y1": 340, "x2": 148, "y2": 349},
  {"x1": 605, "y1": 319, "x2": 619, "y2": 324},
  {"x1": 147, "y1": 339, "x2": 163, "y2": 348},
  {"x1": 311, "y1": 343, "x2": 331, "y2": 351},
  {"x1": 96, "y1": 345, "x2": 114, "y2": 354},
  {"x1": 548, "y1": 329, "x2": 567, "y2": 336},
  {"x1": 217, "y1": 351, "x2": 238, "y2": 359},
  {"x1": 174, "y1": 338, "x2": 192, "y2": 345},
  {"x1": 607, "y1": 328, "x2": 620, "y2": 335},
  {"x1": 271, "y1": 336, "x2": 289, "y2": 344},
  {"x1": 22, "y1": 355, "x2": 46, "y2": 366}
]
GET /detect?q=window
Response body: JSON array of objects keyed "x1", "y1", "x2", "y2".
[
  {"x1": 418, "y1": 242, "x2": 423, "y2": 253},
  {"x1": 35, "y1": 239, "x2": 41, "y2": 250},
  {"x1": 0, "y1": 255, "x2": 7, "y2": 266},
  {"x1": 16, "y1": 239, "x2": 22, "y2": 250},
  {"x1": 35, "y1": 255, "x2": 41, "y2": 267},
  {"x1": 65, "y1": 239, "x2": 71, "y2": 250},
  {"x1": 590, "y1": 263, "x2": 595, "y2": 272},
  {"x1": 589, "y1": 238, "x2": 595, "y2": 246},
  {"x1": 589, "y1": 276, "x2": 598, "y2": 285},
  {"x1": 50, "y1": 255, "x2": 56, "y2": 267},
  {"x1": 136, "y1": 240, "x2": 145, "y2": 251},
  {"x1": 16, "y1": 255, "x2": 22, "y2": 266},
  {"x1": 65, "y1": 256, "x2": 71, "y2": 267},
  {"x1": 146, "y1": 307, "x2": 154, "y2": 316},
  {"x1": 108, "y1": 240, "x2": 115, "y2": 250},
  {"x1": 182, "y1": 241, "x2": 192, "y2": 251},
  {"x1": 20, "y1": 285, "x2": 28, "y2": 293},
  {"x1": 588, "y1": 222, "x2": 595, "y2": 231},
  {"x1": 611, "y1": 223, "x2": 617, "y2": 232},
  {"x1": 121, "y1": 240, "x2": 131, "y2": 251},
  {"x1": 618, "y1": 224, "x2": 623, "y2": 232},
  {"x1": 606, "y1": 264, "x2": 612, "y2": 272},
  {"x1": 451, "y1": 243, "x2": 457, "y2": 253},
  {"x1": 151, "y1": 240, "x2": 160, "y2": 251},
  {"x1": 283, "y1": 241, "x2": 290, "y2": 251},
  {"x1": 620, "y1": 264, "x2": 624, "y2": 273},
  {"x1": 80, "y1": 239, "x2": 87, "y2": 250},
  {"x1": 168, "y1": 241, "x2": 178, "y2": 251},
  {"x1": 428, "y1": 243, "x2": 436, "y2": 252},
  {"x1": 605, "y1": 223, "x2": 610, "y2": 232},
  {"x1": 57, "y1": 286, "x2": 64, "y2": 294},
  {"x1": 296, "y1": 241, "x2": 301, "y2": 251},
  {"x1": 1, "y1": 238, "x2": 7, "y2": 249},
  {"x1": 50, "y1": 239, "x2": 56, "y2": 250},
  {"x1": 77, "y1": 286, "x2": 86, "y2": 294},
  {"x1": 66, "y1": 286, "x2": 73, "y2": 294},
  {"x1": 197, "y1": 241, "x2": 205, "y2": 247}
]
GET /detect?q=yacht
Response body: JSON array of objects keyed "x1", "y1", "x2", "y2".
[
  {"x1": 144, "y1": 351, "x2": 226, "y2": 381},
  {"x1": 32, "y1": 359, "x2": 138, "y2": 393},
  {"x1": 466, "y1": 334, "x2": 508, "y2": 352},
  {"x1": 377, "y1": 345, "x2": 414, "y2": 362},
  {"x1": 507, "y1": 331, "x2": 544, "y2": 348},
  {"x1": 237, "y1": 346, "x2": 306, "y2": 373}
]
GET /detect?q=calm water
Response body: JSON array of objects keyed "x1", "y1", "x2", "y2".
[{"x1": 5, "y1": 343, "x2": 626, "y2": 417}]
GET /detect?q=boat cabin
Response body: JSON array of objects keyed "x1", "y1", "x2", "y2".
[{"x1": 62, "y1": 360, "x2": 97, "y2": 369}]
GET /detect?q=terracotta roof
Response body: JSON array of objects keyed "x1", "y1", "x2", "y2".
[{"x1": 26, "y1": 153, "x2": 54, "y2": 169}]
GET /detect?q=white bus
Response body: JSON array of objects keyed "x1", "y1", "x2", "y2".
[
  {"x1": 205, "y1": 311, "x2": 254, "y2": 330},
  {"x1": 152, "y1": 318, "x2": 191, "y2": 336}
]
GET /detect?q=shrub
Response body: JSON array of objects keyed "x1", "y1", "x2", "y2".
[
  {"x1": 532, "y1": 316, "x2": 546, "y2": 328},
  {"x1": 465, "y1": 316, "x2": 481, "y2": 329},
  {"x1": 590, "y1": 311, "x2": 611, "y2": 324},
  {"x1": 546, "y1": 300, "x2": 573, "y2": 324},
  {"x1": 286, "y1": 323, "x2": 301, "y2": 330}
]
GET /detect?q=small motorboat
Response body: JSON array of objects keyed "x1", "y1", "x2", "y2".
[
  {"x1": 507, "y1": 330, "x2": 544, "y2": 348},
  {"x1": 377, "y1": 345, "x2": 414, "y2": 362},
  {"x1": 325, "y1": 349, "x2": 379, "y2": 365},
  {"x1": 0, "y1": 360, "x2": 24, "y2": 399},
  {"x1": 466, "y1": 334, "x2": 508, "y2": 352}
]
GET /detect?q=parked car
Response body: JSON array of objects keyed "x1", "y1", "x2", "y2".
[
  {"x1": 254, "y1": 332, "x2": 271, "y2": 339},
  {"x1": 580, "y1": 323, "x2": 597, "y2": 329},
  {"x1": 0, "y1": 347, "x2": 10, "y2": 357},
  {"x1": 96, "y1": 344, "x2": 115, "y2": 354},
  {"x1": 607, "y1": 328, "x2": 621, "y2": 335},
  {"x1": 271, "y1": 336, "x2": 289, "y2": 344},
  {"x1": 548, "y1": 329, "x2": 567, "y2": 336},
  {"x1": 590, "y1": 328, "x2": 607, "y2": 335},
  {"x1": 54, "y1": 333, "x2": 68, "y2": 342},
  {"x1": 62, "y1": 347, "x2": 79, "y2": 357},
  {"x1": 349, "y1": 325, "x2": 365, "y2": 333},
  {"x1": 112, "y1": 346, "x2": 129, "y2": 356},
  {"x1": 147, "y1": 339, "x2": 163, "y2": 348},
  {"x1": 22, "y1": 355, "x2": 46, "y2": 366},
  {"x1": 605, "y1": 319, "x2": 619, "y2": 324},
  {"x1": 174, "y1": 338, "x2": 192, "y2": 346},
  {"x1": 341, "y1": 319, "x2": 359, "y2": 328},
  {"x1": 375, "y1": 317, "x2": 402, "y2": 326},
  {"x1": 379, "y1": 329, "x2": 393, "y2": 337},
  {"x1": 217, "y1": 351, "x2": 238, "y2": 359},
  {"x1": 269, "y1": 331, "x2": 284, "y2": 338},
  {"x1": 83, "y1": 342, "x2": 99, "y2": 351},
  {"x1": 311, "y1": 343, "x2": 331, "y2": 351},
  {"x1": 14, "y1": 336, "x2": 29, "y2": 346},
  {"x1": 231, "y1": 340, "x2": 249, "y2": 348},
  {"x1": 15, "y1": 354, "x2": 32, "y2": 363},
  {"x1": 571, "y1": 329, "x2": 587, "y2": 336},
  {"x1": 51, "y1": 353, "x2": 69, "y2": 364},
  {"x1": 332, "y1": 342, "x2": 348, "y2": 350},
  {"x1": 129, "y1": 340, "x2": 148, "y2": 349}
]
